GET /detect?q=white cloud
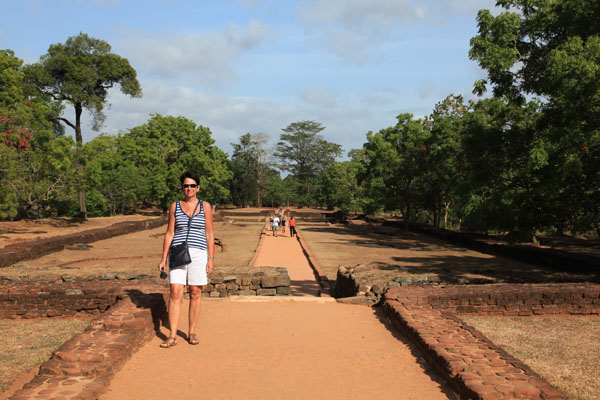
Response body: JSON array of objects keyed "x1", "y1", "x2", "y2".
[
  {"x1": 297, "y1": 87, "x2": 339, "y2": 107},
  {"x1": 118, "y1": 21, "x2": 267, "y2": 88},
  {"x1": 298, "y1": 0, "x2": 426, "y2": 31},
  {"x1": 75, "y1": 80, "x2": 378, "y2": 156}
]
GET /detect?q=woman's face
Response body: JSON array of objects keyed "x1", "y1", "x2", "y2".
[{"x1": 181, "y1": 177, "x2": 199, "y2": 195}]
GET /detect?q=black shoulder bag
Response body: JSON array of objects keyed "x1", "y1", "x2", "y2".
[{"x1": 169, "y1": 200, "x2": 200, "y2": 269}]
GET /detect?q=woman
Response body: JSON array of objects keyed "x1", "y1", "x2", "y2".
[{"x1": 158, "y1": 171, "x2": 215, "y2": 348}]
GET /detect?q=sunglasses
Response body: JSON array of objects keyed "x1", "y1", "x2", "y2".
[{"x1": 182, "y1": 184, "x2": 198, "y2": 189}]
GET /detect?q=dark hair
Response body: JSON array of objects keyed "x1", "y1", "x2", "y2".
[{"x1": 180, "y1": 171, "x2": 200, "y2": 186}]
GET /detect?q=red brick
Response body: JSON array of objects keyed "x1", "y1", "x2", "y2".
[{"x1": 512, "y1": 384, "x2": 540, "y2": 398}]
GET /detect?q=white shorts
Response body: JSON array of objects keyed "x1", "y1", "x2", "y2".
[{"x1": 169, "y1": 247, "x2": 208, "y2": 286}]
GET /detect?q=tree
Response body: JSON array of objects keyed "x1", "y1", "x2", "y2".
[
  {"x1": 461, "y1": 97, "x2": 546, "y2": 241},
  {"x1": 229, "y1": 133, "x2": 272, "y2": 207},
  {"x1": 319, "y1": 160, "x2": 363, "y2": 212},
  {"x1": 469, "y1": 0, "x2": 600, "y2": 236},
  {"x1": 421, "y1": 94, "x2": 468, "y2": 228},
  {"x1": 83, "y1": 134, "x2": 148, "y2": 216},
  {"x1": 122, "y1": 114, "x2": 231, "y2": 209},
  {"x1": 275, "y1": 120, "x2": 342, "y2": 205},
  {"x1": 23, "y1": 33, "x2": 142, "y2": 219},
  {"x1": 361, "y1": 114, "x2": 430, "y2": 230},
  {"x1": 1, "y1": 49, "x2": 75, "y2": 219}
]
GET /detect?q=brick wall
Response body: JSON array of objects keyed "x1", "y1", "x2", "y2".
[
  {"x1": 388, "y1": 283, "x2": 600, "y2": 316},
  {"x1": 8, "y1": 281, "x2": 167, "y2": 399},
  {"x1": 383, "y1": 283, "x2": 600, "y2": 400},
  {"x1": 0, "y1": 280, "x2": 123, "y2": 319}
]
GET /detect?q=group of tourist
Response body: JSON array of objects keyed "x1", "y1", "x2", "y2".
[{"x1": 269, "y1": 207, "x2": 296, "y2": 237}]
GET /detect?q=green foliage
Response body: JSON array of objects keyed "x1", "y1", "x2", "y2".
[
  {"x1": 275, "y1": 120, "x2": 342, "y2": 204},
  {"x1": 360, "y1": 113, "x2": 430, "y2": 228},
  {"x1": 1, "y1": 49, "x2": 75, "y2": 219},
  {"x1": 120, "y1": 114, "x2": 231, "y2": 209},
  {"x1": 228, "y1": 133, "x2": 272, "y2": 207},
  {"x1": 468, "y1": 0, "x2": 600, "y2": 237},
  {"x1": 24, "y1": 33, "x2": 142, "y2": 131},
  {"x1": 23, "y1": 32, "x2": 142, "y2": 218},
  {"x1": 319, "y1": 160, "x2": 363, "y2": 212}
]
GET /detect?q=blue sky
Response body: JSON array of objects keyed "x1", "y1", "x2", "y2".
[{"x1": 1, "y1": 0, "x2": 499, "y2": 156}]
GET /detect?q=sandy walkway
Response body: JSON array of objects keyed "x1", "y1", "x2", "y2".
[
  {"x1": 101, "y1": 299, "x2": 450, "y2": 400},
  {"x1": 251, "y1": 231, "x2": 320, "y2": 296},
  {"x1": 100, "y1": 223, "x2": 451, "y2": 400}
]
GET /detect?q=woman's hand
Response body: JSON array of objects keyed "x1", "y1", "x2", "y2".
[
  {"x1": 206, "y1": 257, "x2": 214, "y2": 274},
  {"x1": 158, "y1": 259, "x2": 167, "y2": 272}
]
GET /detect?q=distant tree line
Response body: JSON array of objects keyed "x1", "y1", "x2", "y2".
[{"x1": 2, "y1": 1, "x2": 599, "y2": 243}]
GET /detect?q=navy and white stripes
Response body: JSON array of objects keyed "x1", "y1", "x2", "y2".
[{"x1": 171, "y1": 200, "x2": 207, "y2": 250}]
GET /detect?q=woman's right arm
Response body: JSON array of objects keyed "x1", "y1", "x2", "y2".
[{"x1": 158, "y1": 202, "x2": 177, "y2": 271}]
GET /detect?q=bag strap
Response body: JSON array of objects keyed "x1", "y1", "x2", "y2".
[{"x1": 184, "y1": 200, "x2": 201, "y2": 244}]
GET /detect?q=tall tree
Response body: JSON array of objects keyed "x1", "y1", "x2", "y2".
[
  {"x1": 275, "y1": 120, "x2": 342, "y2": 205},
  {"x1": 23, "y1": 33, "x2": 142, "y2": 219},
  {"x1": 229, "y1": 133, "x2": 272, "y2": 207},
  {"x1": 421, "y1": 94, "x2": 468, "y2": 228},
  {"x1": 469, "y1": 0, "x2": 600, "y2": 236},
  {"x1": 1, "y1": 49, "x2": 75, "y2": 219},
  {"x1": 122, "y1": 114, "x2": 231, "y2": 209},
  {"x1": 361, "y1": 114, "x2": 430, "y2": 230}
]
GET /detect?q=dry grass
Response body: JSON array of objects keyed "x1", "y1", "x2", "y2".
[
  {"x1": 0, "y1": 216, "x2": 265, "y2": 280},
  {"x1": 0, "y1": 215, "x2": 156, "y2": 248},
  {"x1": 0, "y1": 318, "x2": 92, "y2": 392},
  {"x1": 296, "y1": 221, "x2": 598, "y2": 286},
  {"x1": 461, "y1": 316, "x2": 600, "y2": 400}
]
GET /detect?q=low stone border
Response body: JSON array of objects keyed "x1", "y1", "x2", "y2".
[
  {"x1": 0, "y1": 216, "x2": 168, "y2": 268},
  {"x1": 383, "y1": 283, "x2": 600, "y2": 400},
  {"x1": 294, "y1": 228, "x2": 332, "y2": 296},
  {"x1": 7, "y1": 281, "x2": 167, "y2": 400},
  {"x1": 202, "y1": 266, "x2": 291, "y2": 297},
  {"x1": 334, "y1": 262, "x2": 442, "y2": 304},
  {"x1": 0, "y1": 280, "x2": 123, "y2": 319}
]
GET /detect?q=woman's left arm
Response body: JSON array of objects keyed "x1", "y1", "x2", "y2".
[{"x1": 204, "y1": 201, "x2": 215, "y2": 274}]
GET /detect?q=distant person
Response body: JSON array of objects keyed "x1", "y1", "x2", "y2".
[
  {"x1": 289, "y1": 215, "x2": 296, "y2": 237},
  {"x1": 269, "y1": 214, "x2": 275, "y2": 231},
  {"x1": 158, "y1": 171, "x2": 215, "y2": 348},
  {"x1": 272, "y1": 214, "x2": 280, "y2": 237},
  {"x1": 280, "y1": 214, "x2": 287, "y2": 234}
]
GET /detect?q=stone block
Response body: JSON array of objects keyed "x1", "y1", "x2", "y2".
[
  {"x1": 261, "y1": 275, "x2": 290, "y2": 288},
  {"x1": 256, "y1": 288, "x2": 276, "y2": 296},
  {"x1": 276, "y1": 287, "x2": 290, "y2": 295},
  {"x1": 237, "y1": 290, "x2": 256, "y2": 296},
  {"x1": 336, "y1": 296, "x2": 370, "y2": 306}
]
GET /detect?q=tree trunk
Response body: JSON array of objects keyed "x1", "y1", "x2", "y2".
[
  {"x1": 444, "y1": 201, "x2": 450, "y2": 229},
  {"x1": 257, "y1": 185, "x2": 262, "y2": 209},
  {"x1": 74, "y1": 103, "x2": 87, "y2": 220}
]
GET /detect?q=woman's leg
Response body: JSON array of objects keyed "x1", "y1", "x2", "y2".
[
  {"x1": 168, "y1": 283, "x2": 184, "y2": 338},
  {"x1": 188, "y1": 285, "x2": 202, "y2": 337}
]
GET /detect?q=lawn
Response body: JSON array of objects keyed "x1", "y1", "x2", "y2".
[{"x1": 461, "y1": 316, "x2": 600, "y2": 400}]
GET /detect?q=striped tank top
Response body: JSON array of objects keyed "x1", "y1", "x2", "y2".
[{"x1": 171, "y1": 200, "x2": 207, "y2": 250}]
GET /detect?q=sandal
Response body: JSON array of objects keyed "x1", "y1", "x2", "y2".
[
  {"x1": 189, "y1": 333, "x2": 199, "y2": 345},
  {"x1": 160, "y1": 337, "x2": 177, "y2": 348}
]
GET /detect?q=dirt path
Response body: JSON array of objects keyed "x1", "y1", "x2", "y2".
[
  {"x1": 100, "y1": 225, "x2": 452, "y2": 400},
  {"x1": 101, "y1": 299, "x2": 450, "y2": 400},
  {"x1": 251, "y1": 230, "x2": 320, "y2": 296}
]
